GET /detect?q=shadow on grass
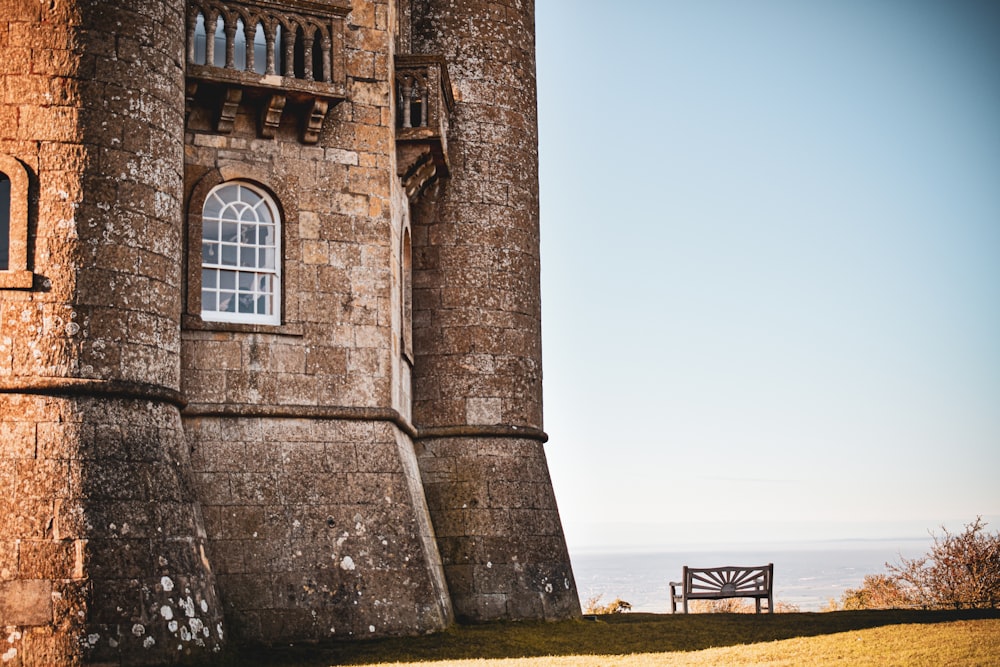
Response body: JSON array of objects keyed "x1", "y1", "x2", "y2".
[{"x1": 215, "y1": 608, "x2": 1000, "y2": 666}]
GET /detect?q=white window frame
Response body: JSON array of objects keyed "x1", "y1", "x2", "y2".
[{"x1": 200, "y1": 181, "x2": 281, "y2": 325}]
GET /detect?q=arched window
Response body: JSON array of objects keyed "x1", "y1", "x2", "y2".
[
  {"x1": 401, "y1": 227, "x2": 413, "y2": 362},
  {"x1": 234, "y1": 18, "x2": 247, "y2": 70},
  {"x1": 0, "y1": 172, "x2": 10, "y2": 271},
  {"x1": 213, "y1": 16, "x2": 227, "y2": 68},
  {"x1": 311, "y1": 30, "x2": 324, "y2": 81},
  {"x1": 293, "y1": 25, "x2": 306, "y2": 79},
  {"x1": 274, "y1": 24, "x2": 284, "y2": 75},
  {"x1": 0, "y1": 154, "x2": 32, "y2": 289},
  {"x1": 193, "y1": 13, "x2": 207, "y2": 65},
  {"x1": 200, "y1": 182, "x2": 280, "y2": 324},
  {"x1": 253, "y1": 23, "x2": 267, "y2": 74}
]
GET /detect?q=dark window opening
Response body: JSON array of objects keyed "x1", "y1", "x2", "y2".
[
  {"x1": 409, "y1": 96, "x2": 425, "y2": 128},
  {"x1": 0, "y1": 172, "x2": 9, "y2": 271},
  {"x1": 293, "y1": 26, "x2": 306, "y2": 79},
  {"x1": 312, "y1": 31, "x2": 324, "y2": 81}
]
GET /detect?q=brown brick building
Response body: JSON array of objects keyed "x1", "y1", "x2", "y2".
[{"x1": 0, "y1": 0, "x2": 580, "y2": 663}]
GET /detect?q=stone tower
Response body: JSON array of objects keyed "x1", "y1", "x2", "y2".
[
  {"x1": 0, "y1": 0, "x2": 225, "y2": 663},
  {"x1": 1, "y1": 0, "x2": 579, "y2": 663},
  {"x1": 407, "y1": 0, "x2": 580, "y2": 621}
]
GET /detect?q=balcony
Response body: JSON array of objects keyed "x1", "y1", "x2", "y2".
[
  {"x1": 395, "y1": 54, "x2": 454, "y2": 199},
  {"x1": 185, "y1": 0, "x2": 349, "y2": 143}
]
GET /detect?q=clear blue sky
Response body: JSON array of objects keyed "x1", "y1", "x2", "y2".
[{"x1": 535, "y1": 0, "x2": 1000, "y2": 551}]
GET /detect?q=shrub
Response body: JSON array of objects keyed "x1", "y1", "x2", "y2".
[
  {"x1": 889, "y1": 516, "x2": 1000, "y2": 609},
  {"x1": 835, "y1": 517, "x2": 1000, "y2": 610},
  {"x1": 838, "y1": 574, "x2": 914, "y2": 610},
  {"x1": 583, "y1": 595, "x2": 632, "y2": 614},
  {"x1": 689, "y1": 598, "x2": 799, "y2": 613}
]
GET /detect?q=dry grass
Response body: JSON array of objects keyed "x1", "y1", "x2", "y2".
[{"x1": 215, "y1": 609, "x2": 1000, "y2": 666}]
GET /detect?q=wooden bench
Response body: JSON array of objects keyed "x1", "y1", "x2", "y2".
[{"x1": 670, "y1": 563, "x2": 774, "y2": 613}]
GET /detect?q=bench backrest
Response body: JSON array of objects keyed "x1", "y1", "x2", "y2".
[{"x1": 682, "y1": 564, "x2": 773, "y2": 598}]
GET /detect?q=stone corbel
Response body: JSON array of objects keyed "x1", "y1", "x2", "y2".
[
  {"x1": 303, "y1": 98, "x2": 329, "y2": 144},
  {"x1": 259, "y1": 94, "x2": 286, "y2": 138},
  {"x1": 216, "y1": 86, "x2": 243, "y2": 134}
]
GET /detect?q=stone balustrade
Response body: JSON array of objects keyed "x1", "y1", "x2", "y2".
[{"x1": 185, "y1": 0, "x2": 348, "y2": 142}]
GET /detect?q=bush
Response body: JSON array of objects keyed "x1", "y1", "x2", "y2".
[
  {"x1": 838, "y1": 574, "x2": 914, "y2": 610},
  {"x1": 835, "y1": 517, "x2": 1000, "y2": 610},
  {"x1": 583, "y1": 595, "x2": 632, "y2": 614},
  {"x1": 689, "y1": 598, "x2": 799, "y2": 613}
]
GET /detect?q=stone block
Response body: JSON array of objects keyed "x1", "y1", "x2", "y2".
[{"x1": 0, "y1": 579, "x2": 52, "y2": 626}]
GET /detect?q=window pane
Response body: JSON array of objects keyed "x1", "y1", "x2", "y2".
[
  {"x1": 241, "y1": 224, "x2": 257, "y2": 244},
  {"x1": 275, "y1": 24, "x2": 283, "y2": 75},
  {"x1": 234, "y1": 19, "x2": 247, "y2": 70},
  {"x1": 257, "y1": 294, "x2": 269, "y2": 314},
  {"x1": 253, "y1": 24, "x2": 267, "y2": 74},
  {"x1": 260, "y1": 224, "x2": 274, "y2": 245},
  {"x1": 220, "y1": 292, "x2": 236, "y2": 312},
  {"x1": 201, "y1": 290, "x2": 216, "y2": 311},
  {"x1": 219, "y1": 270, "x2": 236, "y2": 289},
  {"x1": 204, "y1": 194, "x2": 223, "y2": 219},
  {"x1": 194, "y1": 14, "x2": 207, "y2": 65},
  {"x1": 202, "y1": 242, "x2": 217, "y2": 263},
  {"x1": 213, "y1": 17, "x2": 226, "y2": 68},
  {"x1": 221, "y1": 222, "x2": 239, "y2": 243},
  {"x1": 221, "y1": 244, "x2": 237, "y2": 265},
  {"x1": 238, "y1": 294, "x2": 255, "y2": 313},
  {"x1": 238, "y1": 272, "x2": 254, "y2": 290},
  {"x1": 203, "y1": 220, "x2": 219, "y2": 240},
  {"x1": 240, "y1": 247, "x2": 256, "y2": 267},
  {"x1": 241, "y1": 186, "x2": 262, "y2": 207},
  {"x1": 202, "y1": 268, "x2": 217, "y2": 288}
]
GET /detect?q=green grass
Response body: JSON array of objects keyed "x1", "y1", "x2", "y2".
[{"x1": 216, "y1": 609, "x2": 1000, "y2": 666}]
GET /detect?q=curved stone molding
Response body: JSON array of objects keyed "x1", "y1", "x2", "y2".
[
  {"x1": 417, "y1": 424, "x2": 549, "y2": 444},
  {"x1": 0, "y1": 377, "x2": 186, "y2": 408}
]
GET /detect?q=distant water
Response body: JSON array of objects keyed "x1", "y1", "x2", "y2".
[{"x1": 570, "y1": 539, "x2": 930, "y2": 612}]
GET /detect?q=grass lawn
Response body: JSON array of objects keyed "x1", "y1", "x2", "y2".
[{"x1": 218, "y1": 609, "x2": 1000, "y2": 666}]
